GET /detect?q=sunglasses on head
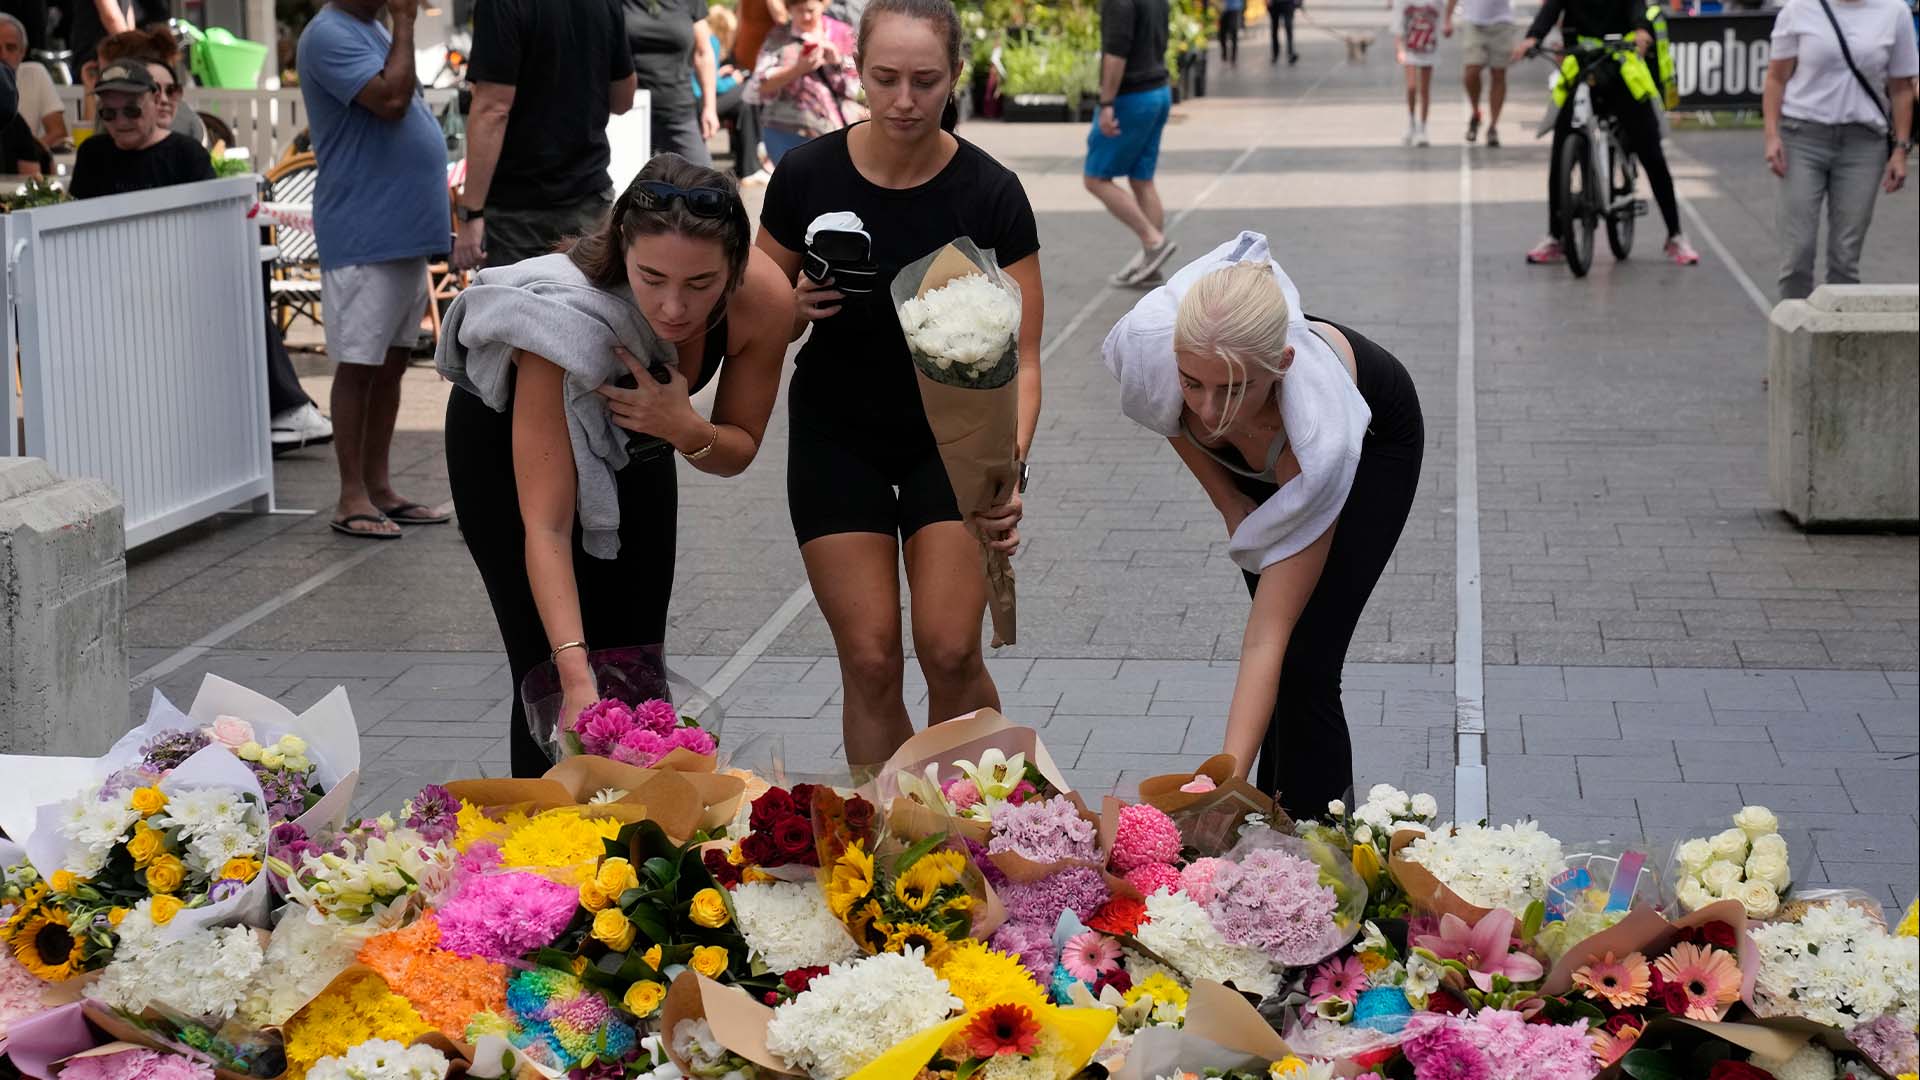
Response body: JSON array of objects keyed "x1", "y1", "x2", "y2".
[
  {"x1": 627, "y1": 179, "x2": 737, "y2": 219},
  {"x1": 98, "y1": 103, "x2": 144, "y2": 121}
]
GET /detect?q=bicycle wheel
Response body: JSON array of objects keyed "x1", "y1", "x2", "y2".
[
  {"x1": 1607, "y1": 143, "x2": 1638, "y2": 260},
  {"x1": 1555, "y1": 129, "x2": 1597, "y2": 277}
]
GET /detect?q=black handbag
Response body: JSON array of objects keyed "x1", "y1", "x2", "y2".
[{"x1": 1811, "y1": 0, "x2": 1897, "y2": 156}]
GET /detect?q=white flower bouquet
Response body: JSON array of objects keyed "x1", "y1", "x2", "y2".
[
  {"x1": 892, "y1": 238, "x2": 1025, "y2": 647},
  {"x1": 764, "y1": 951, "x2": 961, "y2": 1079},
  {"x1": 1664, "y1": 805, "x2": 1800, "y2": 919},
  {"x1": 1392, "y1": 820, "x2": 1566, "y2": 919},
  {"x1": 1751, "y1": 897, "x2": 1920, "y2": 1029}
]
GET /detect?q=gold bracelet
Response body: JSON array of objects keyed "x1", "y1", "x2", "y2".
[
  {"x1": 550, "y1": 640, "x2": 588, "y2": 664},
  {"x1": 682, "y1": 422, "x2": 719, "y2": 462}
]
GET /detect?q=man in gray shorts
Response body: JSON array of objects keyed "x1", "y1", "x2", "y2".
[
  {"x1": 1445, "y1": 0, "x2": 1515, "y2": 146},
  {"x1": 298, "y1": 0, "x2": 455, "y2": 539}
]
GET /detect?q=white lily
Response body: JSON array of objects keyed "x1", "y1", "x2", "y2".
[
  {"x1": 954, "y1": 749, "x2": 1027, "y2": 803},
  {"x1": 891, "y1": 764, "x2": 956, "y2": 816}
]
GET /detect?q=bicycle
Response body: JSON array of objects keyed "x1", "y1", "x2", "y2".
[{"x1": 1529, "y1": 36, "x2": 1650, "y2": 277}]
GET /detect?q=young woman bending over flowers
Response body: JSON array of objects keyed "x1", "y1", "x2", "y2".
[{"x1": 443, "y1": 154, "x2": 791, "y2": 777}]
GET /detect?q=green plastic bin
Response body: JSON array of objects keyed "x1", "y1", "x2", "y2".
[{"x1": 184, "y1": 26, "x2": 268, "y2": 89}]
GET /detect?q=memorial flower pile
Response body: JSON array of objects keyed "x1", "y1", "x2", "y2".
[{"x1": 1, "y1": 683, "x2": 1914, "y2": 1080}]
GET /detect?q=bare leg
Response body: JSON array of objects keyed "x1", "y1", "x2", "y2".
[
  {"x1": 1464, "y1": 63, "x2": 1483, "y2": 117},
  {"x1": 1129, "y1": 178, "x2": 1166, "y2": 235},
  {"x1": 329, "y1": 363, "x2": 399, "y2": 535},
  {"x1": 903, "y1": 522, "x2": 999, "y2": 726},
  {"x1": 1084, "y1": 175, "x2": 1165, "y2": 248},
  {"x1": 1418, "y1": 66, "x2": 1433, "y2": 124},
  {"x1": 1405, "y1": 64, "x2": 1418, "y2": 118},
  {"x1": 361, "y1": 345, "x2": 412, "y2": 509},
  {"x1": 803, "y1": 531, "x2": 913, "y2": 766},
  {"x1": 1488, "y1": 67, "x2": 1507, "y2": 129}
]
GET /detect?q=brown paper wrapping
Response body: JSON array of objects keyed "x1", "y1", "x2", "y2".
[
  {"x1": 875, "y1": 710, "x2": 1070, "y2": 836},
  {"x1": 1181, "y1": 980, "x2": 1295, "y2": 1060},
  {"x1": 1540, "y1": 898, "x2": 1760, "y2": 1011},
  {"x1": 659, "y1": 972, "x2": 800, "y2": 1076},
  {"x1": 906, "y1": 243, "x2": 1021, "y2": 647},
  {"x1": 1135, "y1": 754, "x2": 1280, "y2": 856},
  {"x1": 1592, "y1": 1016, "x2": 1896, "y2": 1080},
  {"x1": 1387, "y1": 828, "x2": 1500, "y2": 924},
  {"x1": 446, "y1": 756, "x2": 743, "y2": 841}
]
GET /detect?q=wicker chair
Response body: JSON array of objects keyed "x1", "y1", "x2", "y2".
[{"x1": 262, "y1": 152, "x2": 324, "y2": 334}]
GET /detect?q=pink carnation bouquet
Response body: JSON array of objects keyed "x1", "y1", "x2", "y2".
[{"x1": 566, "y1": 698, "x2": 717, "y2": 767}]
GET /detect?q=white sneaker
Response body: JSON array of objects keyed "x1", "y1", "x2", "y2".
[
  {"x1": 739, "y1": 168, "x2": 772, "y2": 187},
  {"x1": 1415, "y1": 123, "x2": 1431, "y2": 147},
  {"x1": 271, "y1": 402, "x2": 333, "y2": 450},
  {"x1": 1402, "y1": 122, "x2": 1417, "y2": 146}
]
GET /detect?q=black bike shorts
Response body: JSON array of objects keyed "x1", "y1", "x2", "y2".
[{"x1": 786, "y1": 403, "x2": 963, "y2": 547}]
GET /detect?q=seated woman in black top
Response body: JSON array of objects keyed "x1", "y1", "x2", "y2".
[
  {"x1": 69, "y1": 59, "x2": 212, "y2": 198},
  {"x1": 756, "y1": 0, "x2": 1045, "y2": 769}
]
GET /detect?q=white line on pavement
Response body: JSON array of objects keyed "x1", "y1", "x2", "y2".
[
  {"x1": 1453, "y1": 146, "x2": 1490, "y2": 824},
  {"x1": 1679, "y1": 195, "x2": 1771, "y2": 316},
  {"x1": 130, "y1": 540, "x2": 391, "y2": 692},
  {"x1": 705, "y1": 62, "x2": 1346, "y2": 704}
]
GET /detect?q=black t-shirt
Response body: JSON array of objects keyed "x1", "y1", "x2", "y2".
[
  {"x1": 759, "y1": 124, "x2": 1041, "y2": 437},
  {"x1": 64, "y1": 0, "x2": 170, "y2": 70},
  {"x1": 68, "y1": 130, "x2": 214, "y2": 199},
  {"x1": 1, "y1": 112, "x2": 51, "y2": 173},
  {"x1": 1101, "y1": 0, "x2": 1170, "y2": 94},
  {"x1": 624, "y1": 0, "x2": 700, "y2": 117},
  {"x1": 469, "y1": 0, "x2": 636, "y2": 208}
]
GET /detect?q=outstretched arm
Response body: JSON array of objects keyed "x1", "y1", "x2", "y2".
[{"x1": 1222, "y1": 526, "x2": 1335, "y2": 780}]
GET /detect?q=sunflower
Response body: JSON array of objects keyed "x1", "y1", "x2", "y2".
[
  {"x1": 847, "y1": 899, "x2": 890, "y2": 952},
  {"x1": 893, "y1": 861, "x2": 947, "y2": 912},
  {"x1": 12, "y1": 906, "x2": 85, "y2": 981},
  {"x1": 916, "y1": 850, "x2": 968, "y2": 888},
  {"x1": 884, "y1": 921, "x2": 954, "y2": 966},
  {"x1": 4, "y1": 883, "x2": 48, "y2": 936},
  {"x1": 826, "y1": 843, "x2": 875, "y2": 919}
]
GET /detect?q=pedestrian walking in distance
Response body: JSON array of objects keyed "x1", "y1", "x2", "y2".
[
  {"x1": 1761, "y1": 0, "x2": 1916, "y2": 299},
  {"x1": 1445, "y1": 0, "x2": 1516, "y2": 145},
  {"x1": 1087, "y1": 0, "x2": 1177, "y2": 285},
  {"x1": 1219, "y1": 0, "x2": 1244, "y2": 65},
  {"x1": 1270, "y1": 0, "x2": 1300, "y2": 63},
  {"x1": 1104, "y1": 233, "x2": 1424, "y2": 820},
  {"x1": 1394, "y1": 0, "x2": 1445, "y2": 145}
]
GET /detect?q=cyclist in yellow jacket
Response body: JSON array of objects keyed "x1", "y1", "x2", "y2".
[{"x1": 1513, "y1": 0, "x2": 1701, "y2": 265}]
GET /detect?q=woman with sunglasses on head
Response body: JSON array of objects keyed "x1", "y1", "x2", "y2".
[
  {"x1": 441, "y1": 154, "x2": 790, "y2": 778},
  {"x1": 755, "y1": 0, "x2": 1044, "y2": 771}
]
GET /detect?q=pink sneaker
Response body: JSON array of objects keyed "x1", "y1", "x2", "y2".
[
  {"x1": 1525, "y1": 237, "x2": 1564, "y2": 264},
  {"x1": 1664, "y1": 236, "x2": 1701, "y2": 266}
]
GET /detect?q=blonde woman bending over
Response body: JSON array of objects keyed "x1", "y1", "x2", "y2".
[{"x1": 1104, "y1": 232, "x2": 1425, "y2": 819}]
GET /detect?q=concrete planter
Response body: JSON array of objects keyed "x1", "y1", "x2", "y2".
[{"x1": 1768, "y1": 285, "x2": 1919, "y2": 530}]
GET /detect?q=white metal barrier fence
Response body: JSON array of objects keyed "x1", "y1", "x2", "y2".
[
  {"x1": 56, "y1": 87, "x2": 461, "y2": 167},
  {"x1": 4, "y1": 177, "x2": 274, "y2": 547}
]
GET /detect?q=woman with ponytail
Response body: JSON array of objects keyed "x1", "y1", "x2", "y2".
[{"x1": 754, "y1": 0, "x2": 1045, "y2": 770}]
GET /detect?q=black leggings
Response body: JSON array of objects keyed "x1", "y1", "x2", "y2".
[
  {"x1": 1219, "y1": 9, "x2": 1241, "y2": 61},
  {"x1": 1235, "y1": 320, "x2": 1424, "y2": 820},
  {"x1": 1548, "y1": 84, "x2": 1681, "y2": 240},
  {"x1": 1270, "y1": 5, "x2": 1296, "y2": 60},
  {"x1": 444, "y1": 382, "x2": 679, "y2": 778}
]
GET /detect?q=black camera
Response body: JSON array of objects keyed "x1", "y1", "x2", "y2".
[{"x1": 804, "y1": 227, "x2": 881, "y2": 295}]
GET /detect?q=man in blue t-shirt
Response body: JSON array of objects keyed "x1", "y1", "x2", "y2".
[{"x1": 297, "y1": 0, "x2": 453, "y2": 540}]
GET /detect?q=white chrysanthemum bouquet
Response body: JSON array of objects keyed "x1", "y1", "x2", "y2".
[{"x1": 892, "y1": 238, "x2": 1026, "y2": 647}]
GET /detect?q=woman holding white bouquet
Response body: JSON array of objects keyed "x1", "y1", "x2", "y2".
[
  {"x1": 1104, "y1": 233, "x2": 1424, "y2": 818},
  {"x1": 755, "y1": 0, "x2": 1045, "y2": 767}
]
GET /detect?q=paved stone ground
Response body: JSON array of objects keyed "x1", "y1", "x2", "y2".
[{"x1": 116, "y1": 1, "x2": 1917, "y2": 909}]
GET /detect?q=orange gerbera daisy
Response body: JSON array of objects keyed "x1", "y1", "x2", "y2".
[
  {"x1": 1654, "y1": 942, "x2": 1740, "y2": 1021},
  {"x1": 1571, "y1": 950, "x2": 1651, "y2": 1009}
]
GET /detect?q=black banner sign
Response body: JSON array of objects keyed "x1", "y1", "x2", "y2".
[{"x1": 1667, "y1": 12, "x2": 1777, "y2": 109}]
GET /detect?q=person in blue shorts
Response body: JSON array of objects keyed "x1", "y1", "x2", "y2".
[{"x1": 1085, "y1": 0, "x2": 1178, "y2": 287}]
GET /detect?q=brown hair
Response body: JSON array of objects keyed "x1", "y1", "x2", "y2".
[
  {"x1": 100, "y1": 26, "x2": 184, "y2": 82},
  {"x1": 565, "y1": 153, "x2": 751, "y2": 292},
  {"x1": 856, "y1": 0, "x2": 964, "y2": 132}
]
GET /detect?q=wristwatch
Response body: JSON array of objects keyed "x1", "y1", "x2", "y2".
[
  {"x1": 1017, "y1": 461, "x2": 1031, "y2": 494},
  {"x1": 456, "y1": 205, "x2": 485, "y2": 224},
  {"x1": 1898, "y1": 139, "x2": 1916, "y2": 155},
  {"x1": 1099, "y1": 99, "x2": 1115, "y2": 109}
]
